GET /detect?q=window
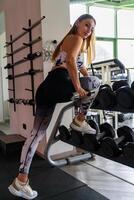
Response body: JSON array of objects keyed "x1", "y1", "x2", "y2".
[
  {"x1": 70, "y1": 4, "x2": 87, "y2": 25},
  {"x1": 118, "y1": 40, "x2": 134, "y2": 68},
  {"x1": 117, "y1": 9, "x2": 134, "y2": 68},
  {"x1": 69, "y1": 4, "x2": 134, "y2": 69},
  {"x1": 93, "y1": 40, "x2": 114, "y2": 63},
  {"x1": 117, "y1": 10, "x2": 134, "y2": 38},
  {"x1": 89, "y1": 6, "x2": 115, "y2": 37}
]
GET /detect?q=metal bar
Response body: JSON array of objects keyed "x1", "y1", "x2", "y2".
[
  {"x1": 12, "y1": 69, "x2": 42, "y2": 78},
  {"x1": 23, "y1": 16, "x2": 45, "y2": 31},
  {"x1": 28, "y1": 19, "x2": 35, "y2": 115},
  {"x1": 10, "y1": 35, "x2": 16, "y2": 111},
  {"x1": 4, "y1": 16, "x2": 45, "y2": 47},
  {"x1": 23, "y1": 36, "x2": 41, "y2": 46}
]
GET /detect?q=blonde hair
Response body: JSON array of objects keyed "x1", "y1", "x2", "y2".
[{"x1": 52, "y1": 14, "x2": 96, "y2": 65}]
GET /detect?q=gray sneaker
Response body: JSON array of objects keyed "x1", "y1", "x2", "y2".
[{"x1": 8, "y1": 178, "x2": 38, "y2": 199}]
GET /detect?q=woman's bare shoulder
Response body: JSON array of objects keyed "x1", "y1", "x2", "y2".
[
  {"x1": 62, "y1": 34, "x2": 83, "y2": 51},
  {"x1": 65, "y1": 34, "x2": 83, "y2": 43}
]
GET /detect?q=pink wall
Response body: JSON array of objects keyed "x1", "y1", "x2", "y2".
[{"x1": 0, "y1": 0, "x2": 45, "y2": 153}]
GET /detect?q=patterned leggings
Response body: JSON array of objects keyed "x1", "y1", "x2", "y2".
[{"x1": 19, "y1": 75, "x2": 100, "y2": 174}]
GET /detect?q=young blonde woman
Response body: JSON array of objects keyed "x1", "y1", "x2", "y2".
[{"x1": 8, "y1": 14, "x2": 100, "y2": 199}]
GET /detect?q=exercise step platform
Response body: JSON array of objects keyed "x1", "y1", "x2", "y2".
[{"x1": 0, "y1": 134, "x2": 25, "y2": 155}]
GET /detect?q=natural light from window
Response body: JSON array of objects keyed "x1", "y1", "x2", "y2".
[
  {"x1": 93, "y1": 40, "x2": 114, "y2": 63},
  {"x1": 89, "y1": 6, "x2": 115, "y2": 38},
  {"x1": 70, "y1": 4, "x2": 87, "y2": 25},
  {"x1": 117, "y1": 10, "x2": 134, "y2": 38},
  {"x1": 118, "y1": 40, "x2": 134, "y2": 68}
]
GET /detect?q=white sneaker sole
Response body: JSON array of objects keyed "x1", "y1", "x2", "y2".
[{"x1": 8, "y1": 185, "x2": 38, "y2": 200}]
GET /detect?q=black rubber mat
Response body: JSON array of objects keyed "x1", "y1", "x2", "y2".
[
  {"x1": 0, "y1": 153, "x2": 108, "y2": 200},
  {"x1": 46, "y1": 185, "x2": 109, "y2": 200}
]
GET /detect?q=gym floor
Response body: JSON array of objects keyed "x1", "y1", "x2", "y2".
[
  {"x1": 61, "y1": 114, "x2": 134, "y2": 200},
  {"x1": 61, "y1": 154, "x2": 134, "y2": 200},
  {"x1": 1, "y1": 115, "x2": 134, "y2": 200}
]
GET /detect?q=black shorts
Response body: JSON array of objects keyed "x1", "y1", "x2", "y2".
[{"x1": 35, "y1": 68, "x2": 75, "y2": 108}]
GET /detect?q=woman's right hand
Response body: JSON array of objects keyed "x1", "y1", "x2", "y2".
[{"x1": 77, "y1": 86, "x2": 89, "y2": 97}]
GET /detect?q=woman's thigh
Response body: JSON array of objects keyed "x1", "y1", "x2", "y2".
[{"x1": 80, "y1": 76, "x2": 100, "y2": 91}]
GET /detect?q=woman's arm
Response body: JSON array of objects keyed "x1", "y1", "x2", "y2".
[
  {"x1": 62, "y1": 35, "x2": 88, "y2": 97},
  {"x1": 79, "y1": 67, "x2": 89, "y2": 77}
]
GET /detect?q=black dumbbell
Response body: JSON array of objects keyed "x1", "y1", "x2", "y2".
[
  {"x1": 8, "y1": 98, "x2": 14, "y2": 103},
  {"x1": 83, "y1": 122, "x2": 115, "y2": 151},
  {"x1": 131, "y1": 81, "x2": 134, "y2": 90},
  {"x1": 58, "y1": 125, "x2": 83, "y2": 146},
  {"x1": 28, "y1": 99, "x2": 35, "y2": 105},
  {"x1": 86, "y1": 119, "x2": 99, "y2": 134},
  {"x1": 93, "y1": 84, "x2": 116, "y2": 109},
  {"x1": 4, "y1": 63, "x2": 12, "y2": 69},
  {"x1": 22, "y1": 99, "x2": 29, "y2": 105},
  {"x1": 69, "y1": 129, "x2": 84, "y2": 146},
  {"x1": 101, "y1": 126, "x2": 134, "y2": 157},
  {"x1": 112, "y1": 80, "x2": 128, "y2": 91},
  {"x1": 59, "y1": 125, "x2": 71, "y2": 141},
  {"x1": 123, "y1": 142, "x2": 134, "y2": 161},
  {"x1": 114, "y1": 81, "x2": 134, "y2": 109},
  {"x1": 6, "y1": 75, "x2": 14, "y2": 80},
  {"x1": 15, "y1": 99, "x2": 23, "y2": 104},
  {"x1": 26, "y1": 52, "x2": 42, "y2": 60},
  {"x1": 52, "y1": 40, "x2": 57, "y2": 44}
]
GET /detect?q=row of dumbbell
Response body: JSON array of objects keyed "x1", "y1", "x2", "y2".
[
  {"x1": 8, "y1": 98, "x2": 34, "y2": 105},
  {"x1": 100, "y1": 125, "x2": 134, "y2": 159},
  {"x1": 58, "y1": 120, "x2": 134, "y2": 160},
  {"x1": 6, "y1": 69, "x2": 42, "y2": 80},
  {"x1": 4, "y1": 52, "x2": 42, "y2": 69},
  {"x1": 86, "y1": 120, "x2": 134, "y2": 162},
  {"x1": 58, "y1": 121, "x2": 115, "y2": 152},
  {"x1": 92, "y1": 80, "x2": 134, "y2": 110}
]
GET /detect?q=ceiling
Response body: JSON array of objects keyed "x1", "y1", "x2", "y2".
[{"x1": 70, "y1": 0, "x2": 134, "y2": 9}]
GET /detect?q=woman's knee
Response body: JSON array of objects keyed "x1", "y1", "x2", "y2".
[{"x1": 80, "y1": 76, "x2": 101, "y2": 91}]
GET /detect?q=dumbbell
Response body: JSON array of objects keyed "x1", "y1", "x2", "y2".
[
  {"x1": 58, "y1": 125, "x2": 83, "y2": 146},
  {"x1": 101, "y1": 126, "x2": 134, "y2": 157},
  {"x1": 83, "y1": 122, "x2": 115, "y2": 151},
  {"x1": 22, "y1": 99, "x2": 34, "y2": 105},
  {"x1": 123, "y1": 142, "x2": 134, "y2": 161},
  {"x1": 94, "y1": 80, "x2": 129, "y2": 109},
  {"x1": 6, "y1": 75, "x2": 14, "y2": 80},
  {"x1": 114, "y1": 80, "x2": 134, "y2": 109},
  {"x1": 59, "y1": 125, "x2": 71, "y2": 141},
  {"x1": 26, "y1": 52, "x2": 42, "y2": 60},
  {"x1": 4, "y1": 63, "x2": 12, "y2": 69},
  {"x1": 15, "y1": 99, "x2": 23, "y2": 104},
  {"x1": 112, "y1": 80, "x2": 128, "y2": 91},
  {"x1": 93, "y1": 84, "x2": 116, "y2": 109},
  {"x1": 8, "y1": 98, "x2": 14, "y2": 103},
  {"x1": 28, "y1": 69, "x2": 36, "y2": 75},
  {"x1": 28, "y1": 99, "x2": 35, "y2": 105}
]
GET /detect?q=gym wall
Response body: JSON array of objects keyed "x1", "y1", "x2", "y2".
[
  {"x1": 0, "y1": 0, "x2": 72, "y2": 155},
  {"x1": 0, "y1": 0, "x2": 43, "y2": 144},
  {"x1": 39, "y1": 0, "x2": 75, "y2": 155}
]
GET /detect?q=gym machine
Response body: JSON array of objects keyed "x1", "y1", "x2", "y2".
[
  {"x1": 44, "y1": 58, "x2": 134, "y2": 166},
  {"x1": 44, "y1": 92, "x2": 115, "y2": 166}
]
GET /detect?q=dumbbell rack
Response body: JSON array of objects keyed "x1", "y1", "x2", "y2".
[
  {"x1": 90, "y1": 59, "x2": 128, "y2": 130},
  {"x1": 4, "y1": 16, "x2": 45, "y2": 115}
]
